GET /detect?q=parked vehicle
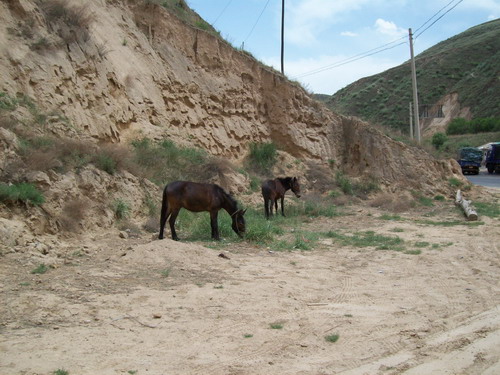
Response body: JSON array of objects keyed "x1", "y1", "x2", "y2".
[
  {"x1": 457, "y1": 147, "x2": 482, "y2": 175},
  {"x1": 485, "y1": 143, "x2": 500, "y2": 174}
]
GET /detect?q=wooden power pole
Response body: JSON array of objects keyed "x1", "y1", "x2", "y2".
[
  {"x1": 281, "y1": 0, "x2": 285, "y2": 74},
  {"x1": 409, "y1": 101, "x2": 413, "y2": 139},
  {"x1": 409, "y1": 28, "x2": 420, "y2": 143}
]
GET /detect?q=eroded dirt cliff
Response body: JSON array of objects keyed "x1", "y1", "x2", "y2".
[{"x1": 0, "y1": 0, "x2": 462, "y2": 192}]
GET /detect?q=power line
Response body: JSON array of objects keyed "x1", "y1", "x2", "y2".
[
  {"x1": 293, "y1": 37, "x2": 407, "y2": 79},
  {"x1": 414, "y1": 0, "x2": 456, "y2": 34},
  {"x1": 414, "y1": 0, "x2": 464, "y2": 39},
  {"x1": 243, "y1": 0, "x2": 271, "y2": 43},
  {"x1": 211, "y1": 0, "x2": 233, "y2": 27}
]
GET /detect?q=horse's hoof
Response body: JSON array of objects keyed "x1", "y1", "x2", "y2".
[{"x1": 173, "y1": 237, "x2": 180, "y2": 241}]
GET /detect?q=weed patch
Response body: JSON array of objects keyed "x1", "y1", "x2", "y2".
[
  {"x1": 113, "y1": 199, "x2": 130, "y2": 220},
  {"x1": 475, "y1": 201, "x2": 500, "y2": 218},
  {"x1": 324, "y1": 230, "x2": 405, "y2": 251},
  {"x1": 0, "y1": 183, "x2": 45, "y2": 205},
  {"x1": 31, "y1": 264, "x2": 49, "y2": 274},
  {"x1": 325, "y1": 334, "x2": 340, "y2": 343},
  {"x1": 247, "y1": 142, "x2": 277, "y2": 174}
]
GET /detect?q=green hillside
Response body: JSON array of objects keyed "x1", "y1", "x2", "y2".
[{"x1": 318, "y1": 19, "x2": 500, "y2": 135}]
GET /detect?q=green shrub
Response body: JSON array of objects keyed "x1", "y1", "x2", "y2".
[
  {"x1": 0, "y1": 183, "x2": 45, "y2": 205},
  {"x1": 132, "y1": 138, "x2": 207, "y2": 185},
  {"x1": 31, "y1": 264, "x2": 49, "y2": 274},
  {"x1": 94, "y1": 153, "x2": 117, "y2": 175},
  {"x1": 448, "y1": 177, "x2": 463, "y2": 188},
  {"x1": 113, "y1": 199, "x2": 130, "y2": 220},
  {"x1": 446, "y1": 118, "x2": 470, "y2": 135},
  {"x1": 0, "y1": 92, "x2": 18, "y2": 111},
  {"x1": 325, "y1": 334, "x2": 339, "y2": 343},
  {"x1": 247, "y1": 142, "x2": 277, "y2": 173},
  {"x1": 447, "y1": 117, "x2": 500, "y2": 135},
  {"x1": 336, "y1": 171, "x2": 353, "y2": 195},
  {"x1": 431, "y1": 132, "x2": 447, "y2": 149}
]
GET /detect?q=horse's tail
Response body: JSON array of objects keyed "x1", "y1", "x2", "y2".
[{"x1": 158, "y1": 186, "x2": 169, "y2": 239}]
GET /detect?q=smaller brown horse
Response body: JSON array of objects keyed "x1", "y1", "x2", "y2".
[
  {"x1": 261, "y1": 177, "x2": 301, "y2": 219},
  {"x1": 159, "y1": 181, "x2": 246, "y2": 241}
]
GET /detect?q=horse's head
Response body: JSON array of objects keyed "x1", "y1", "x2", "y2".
[
  {"x1": 231, "y1": 209, "x2": 247, "y2": 237},
  {"x1": 291, "y1": 177, "x2": 301, "y2": 198}
]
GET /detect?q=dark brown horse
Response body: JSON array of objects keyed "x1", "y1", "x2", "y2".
[
  {"x1": 159, "y1": 181, "x2": 246, "y2": 241},
  {"x1": 261, "y1": 177, "x2": 301, "y2": 219}
]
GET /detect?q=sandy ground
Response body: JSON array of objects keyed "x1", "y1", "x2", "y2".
[{"x1": 1, "y1": 191, "x2": 500, "y2": 375}]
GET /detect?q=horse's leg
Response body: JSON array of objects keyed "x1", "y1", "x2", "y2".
[
  {"x1": 264, "y1": 196, "x2": 270, "y2": 219},
  {"x1": 169, "y1": 208, "x2": 180, "y2": 241},
  {"x1": 274, "y1": 198, "x2": 278, "y2": 216},
  {"x1": 158, "y1": 191, "x2": 170, "y2": 239},
  {"x1": 280, "y1": 196, "x2": 285, "y2": 216},
  {"x1": 210, "y1": 210, "x2": 220, "y2": 240}
]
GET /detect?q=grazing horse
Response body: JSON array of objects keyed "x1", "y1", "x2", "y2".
[
  {"x1": 159, "y1": 181, "x2": 246, "y2": 241},
  {"x1": 261, "y1": 177, "x2": 301, "y2": 219}
]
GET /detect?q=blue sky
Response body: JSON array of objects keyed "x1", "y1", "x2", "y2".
[{"x1": 187, "y1": 0, "x2": 499, "y2": 95}]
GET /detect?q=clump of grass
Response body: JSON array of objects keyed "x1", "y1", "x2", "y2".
[
  {"x1": 414, "y1": 241, "x2": 430, "y2": 248},
  {"x1": 336, "y1": 171, "x2": 353, "y2": 195},
  {"x1": 54, "y1": 369, "x2": 69, "y2": 375},
  {"x1": 292, "y1": 231, "x2": 320, "y2": 251},
  {"x1": 243, "y1": 334, "x2": 253, "y2": 338},
  {"x1": 160, "y1": 268, "x2": 171, "y2": 277},
  {"x1": 0, "y1": 91, "x2": 18, "y2": 111},
  {"x1": 325, "y1": 334, "x2": 339, "y2": 343},
  {"x1": 405, "y1": 249, "x2": 422, "y2": 255},
  {"x1": 324, "y1": 230, "x2": 405, "y2": 251},
  {"x1": 132, "y1": 138, "x2": 207, "y2": 185},
  {"x1": 240, "y1": 208, "x2": 283, "y2": 243},
  {"x1": 412, "y1": 191, "x2": 434, "y2": 207},
  {"x1": 94, "y1": 153, "x2": 117, "y2": 175},
  {"x1": 448, "y1": 177, "x2": 463, "y2": 188},
  {"x1": 31, "y1": 264, "x2": 49, "y2": 274},
  {"x1": 417, "y1": 219, "x2": 483, "y2": 227},
  {"x1": 379, "y1": 214, "x2": 402, "y2": 221},
  {"x1": 113, "y1": 199, "x2": 130, "y2": 220},
  {"x1": 270, "y1": 323, "x2": 283, "y2": 329},
  {"x1": 247, "y1": 142, "x2": 277, "y2": 173},
  {"x1": 475, "y1": 201, "x2": 500, "y2": 218},
  {"x1": 390, "y1": 228, "x2": 405, "y2": 233},
  {"x1": 0, "y1": 183, "x2": 45, "y2": 205}
]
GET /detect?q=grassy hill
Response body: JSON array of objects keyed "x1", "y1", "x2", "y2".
[{"x1": 317, "y1": 19, "x2": 500, "y2": 135}]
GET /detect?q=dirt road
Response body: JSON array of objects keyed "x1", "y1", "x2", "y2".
[{"x1": 1, "y1": 193, "x2": 499, "y2": 374}]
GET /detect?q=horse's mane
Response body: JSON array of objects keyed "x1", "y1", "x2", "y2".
[
  {"x1": 215, "y1": 185, "x2": 238, "y2": 208},
  {"x1": 277, "y1": 177, "x2": 293, "y2": 187}
]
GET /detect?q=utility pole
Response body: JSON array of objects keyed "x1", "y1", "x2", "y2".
[
  {"x1": 409, "y1": 102, "x2": 413, "y2": 139},
  {"x1": 409, "y1": 28, "x2": 420, "y2": 143},
  {"x1": 281, "y1": 0, "x2": 285, "y2": 74}
]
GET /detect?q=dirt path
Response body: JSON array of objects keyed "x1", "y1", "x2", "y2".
[{"x1": 1, "y1": 197, "x2": 500, "y2": 375}]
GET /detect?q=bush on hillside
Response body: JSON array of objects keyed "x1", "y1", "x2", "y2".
[
  {"x1": 0, "y1": 183, "x2": 45, "y2": 205},
  {"x1": 446, "y1": 117, "x2": 500, "y2": 135},
  {"x1": 431, "y1": 132, "x2": 448, "y2": 149},
  {"x1": 247, "y1": 142, "x2": 277, "y2": 174}
]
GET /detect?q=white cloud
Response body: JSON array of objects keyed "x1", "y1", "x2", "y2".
[
  {"x1": 341, "y1": 31, "x2": 358, "y2": 37},
  {"x1": 286, "y1": 0, "x2": 371, "y2": 45},
  {"x1": 374, "y1": 18, "x2": 406, "y2": 38}
]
